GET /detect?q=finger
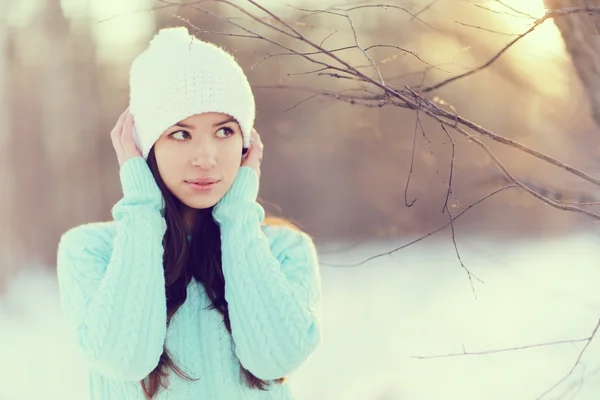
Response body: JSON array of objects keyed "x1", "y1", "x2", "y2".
[
  {"x1": 121, "y1": 113, "x2": 136, "y2": 152},
  {"x1": 115, "y1": 108, "x2": 130, "y2": 132},
  {"x1": 251, "y1": 128, "x2": 260, "y2": 142},
  {"x1": 110, "y1": 110, "x2": 129, "y2": 147},
  {"x1": 255, "y1": 133, "x2": 264, "y2": 153},
  {"x1": 110, "y1": 131, "x2": 122, "y2": 163},
  {"x1": 250, "y1": 129, "x2": 263, "y2": 149}
]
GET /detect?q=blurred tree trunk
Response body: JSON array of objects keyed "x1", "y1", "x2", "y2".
[
  {"x1": 0, "y1": 0, "x2": 15, "y2": 292},
  {"x1": 545, "y1": 0, "x2": 600, "y2": 129}
]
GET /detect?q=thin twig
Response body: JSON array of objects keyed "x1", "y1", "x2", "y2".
[
  {"x1": 440, "y1": 120, "x2": 600, "y2": 220},
  {"x1": 445, "y1": 204, "x2": 482, "y2": 298},
  {"x1": 412, "y1": 0, "x2": 441, "y2": 20},
  {"x1": 455, "y1": 21, "x2": 519, "y2": 36},
  {"x1": 257, "y1": 80, "x2": 600, "y2": 192},
  {"x1": 336, "y1": 4, "x2": 443, "y2": 31},
  {"x1": 473, "y1": 4, "x2": 537, "y2": 19},
  {"x1": 415, "y1": 108, "x2": 462, "y2": 208},
  {"x1": 493, "y1": 0, "x2": 538, "y2": 19},
  {"x1": 344, "y1": 10, "x2": 385, "y2": 85},
  {"x1": 404, "y1": 97, "x2": 420, "y2": 207},
  {"x1": 283, "y1": 94, "x2": 321, "y2": 113},
  {"x1": 317, "y1": 72, "x2": 368, "y2": 82},
  {"x1": 321, "y1": 185, "x2": 515, "y2": 267},
  {"x1": 440, "y1": 125, "x2": 455, "y2": 214},
  {"x1": 413, "y1": 337, "x2": 590, "y2": 359},
  {"x1": 292, "y1": 3, "x2": 439, "y2": 31},
  {"x1": 96, "y1": 3, "x2": 183, "y2": 23},
  {"x1": 415, "y1": 96, "x2": 600, "y2": 189},
  {"x1": 439, "y1": 122, "x2": 481, "y2": 296},
  {"x1": 480, "y1": 174, "x2": 600, "y2": 206},
  {"x1": 537, "y1": 319, "x2": 600, "y2": 399},
  {"x1": 254, "y1": 44, "x2": 446, "y2": 73},
  {"x1": 424, "y1": 7, "x2": 600, "y2": 92},
  {"x1": 319, "y1": 30, "x2": 338, "y2": 47},
  {"x1": 424, "y1": 14, "x2": 548, "y2": 92},
  {"x1": 287, "y1": 66, "x2": 330, "y2": 76}
]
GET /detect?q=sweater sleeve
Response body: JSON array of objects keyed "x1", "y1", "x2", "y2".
[
  {"x1": 56, "y1": 157, "x2": 168, "y2": 382},
  {"x1": 212, "y1": 167, "x2": 322, "y2": 380}
]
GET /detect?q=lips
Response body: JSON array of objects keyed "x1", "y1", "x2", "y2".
[
  {"x1": 185, "y1": 178, "x2": 220, "y2": 185},
  {"x1": 185, "y1": 177, "x2": 220, "y2": 192}
]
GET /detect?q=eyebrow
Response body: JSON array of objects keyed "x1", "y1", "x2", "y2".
[{"x1": 174, "y1": 116, "x2": 237, "y2": 130}]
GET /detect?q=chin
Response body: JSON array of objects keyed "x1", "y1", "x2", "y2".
[{"x1": 182, "y1": 197, "x2": 220, "y2": 210}]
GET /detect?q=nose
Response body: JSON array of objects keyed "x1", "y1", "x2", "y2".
[{"x1": 191, "y1": 140, "x2": 217, "y2": 170}]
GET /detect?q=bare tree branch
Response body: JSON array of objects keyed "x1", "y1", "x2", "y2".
[
  {"x1": 424, "y1": 7, "x2": 600, "y2": 92},
  {"x1": 536, "y1": 319, "x2": 600, "y2": 399},
  {"x1": 319, "y1": 29, "x2": 338, "y2": 47},
  {"x1": 446, "y1": 204, "x2": 482, "y2": 298},
  {"x1": 249, "y1": 44, "x2": 445, "y2": 73},
  {"x1": 345, "y1": 11, "x2": 384, "y2": 85},
  {"x1": 437, "y1": 119, "x2": 600, "y2": 220},
  {"x1": 440, "y1": 125, "x2": 455, "y2": 214},
  {"x1": 413, "y1": 337, "x2": 590, "y2": 359},
  {"x1": 157, "y1": 1, "x2": 600, "y2": 216},
  {"x1": 473, "y1": 3, "x2": 538, "y2": 19},
  {"x1": 321, "y1": 185, "x2": 515, "y2": 268},
  {"x1": 413, "y1": 319, "x2": 600, "y2": 399},
  {"x1": 481, "y1": 174, "x2": 600, "y2": 206},
  {"x1": 167, "y1": 4, "x2": 600, "y2": 199},
  {"x1": 415, "y1": 97, "x2": 600, "y2": 189},
  {"x1": 404, "y1": 106, "x2": 419, "y2": 208},
  {"x1": 493, "y1": 0, "x2": 538, "y2": 19},
  {"x1": 293, "y1": 3, "x2": 443, "y2": 32},
  {"x1": 454, "y1": 21, "x2": 519, "y2": 36},
  {"x1": 437, "y1": 124, "x2": 481, "y2": 297},
  {"x1": 412, "y1": 0, "x2": 441, "y2": 20}
]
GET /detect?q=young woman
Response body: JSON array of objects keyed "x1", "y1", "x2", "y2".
[{"x1": 56, "y1": 27, "x2": 322, "y2": 399}]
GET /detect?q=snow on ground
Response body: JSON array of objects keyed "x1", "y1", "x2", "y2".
[{"x1": 2, "y1": 232, "x2": 600, "y2": 400}]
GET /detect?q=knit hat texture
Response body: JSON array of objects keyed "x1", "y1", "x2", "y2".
[{"x1": 129, "y1": 26, "x2": 255, "y2": 159}]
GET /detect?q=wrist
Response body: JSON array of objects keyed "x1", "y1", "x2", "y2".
[
  {"x1": 119, "y1": 157, "x2": 164, "y2": 209},
  {"x1": 215, "y1": 167, "x2": 259, "y2": 207}
]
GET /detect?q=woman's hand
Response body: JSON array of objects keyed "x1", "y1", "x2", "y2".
[
  {"x1": 110, "y1": 107, "x2": 142, "y2": 168},
  {"x1": 241, "y1": 128, "x2": 263, "y2": 179}
]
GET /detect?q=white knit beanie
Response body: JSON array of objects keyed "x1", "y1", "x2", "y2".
[{"x1": 129, "y1": 26, "x2": 255, "y2": 159}]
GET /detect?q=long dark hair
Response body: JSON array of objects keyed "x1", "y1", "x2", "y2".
[{"x1": 140, "y1": 147, "x2": 286, "y2": 398}]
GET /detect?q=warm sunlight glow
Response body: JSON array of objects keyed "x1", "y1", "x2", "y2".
[
  {"x1": 497, "y1": 0, "x2": 565, "y2": 54},
  {"x1": 486, "y1": 0, "x2": 570, "y2": 98}
]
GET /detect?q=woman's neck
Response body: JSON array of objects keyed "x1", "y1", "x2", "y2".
[
  {"x1": 180, "y1": 205, "x2": 214, "y2": 234},
  {"x1": 181, "y1": 206, "x2": 198, "y2": 234}
]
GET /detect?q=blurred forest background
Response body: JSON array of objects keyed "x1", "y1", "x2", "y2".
[{"x1": 1, "y1": 0, "x2": 600, "y2": 288}]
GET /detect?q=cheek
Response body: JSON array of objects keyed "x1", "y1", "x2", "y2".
[
  {"x1": 221, "y1": 151, "x2": 241, "y2": 178},
  {"x1": 220, "y1": 139, "x2": 244, "y2": 167},
  {"x1": 155, "y1": 147, "x2": 183, "y2": 185}
]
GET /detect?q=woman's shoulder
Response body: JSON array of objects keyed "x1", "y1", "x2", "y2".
[
  {"x1": 58, "y1": 220, "x2": 118, "y2": 257},
  {"x1": 261, "y1": 217, "x2": 316, "y2": 253}
]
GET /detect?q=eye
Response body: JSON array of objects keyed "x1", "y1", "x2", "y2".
[
  {"x1": 216, "y1": 127, "x2": 234, "y2": 138},
  {"x1": 169, "y1": 130, "x2": 191, "y2": 140}
]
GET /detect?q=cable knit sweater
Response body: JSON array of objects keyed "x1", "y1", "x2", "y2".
[{"x1": 56, "y1": 157, "x2": 322, "y2": 399}]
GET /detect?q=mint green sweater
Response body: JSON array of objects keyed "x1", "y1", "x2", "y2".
[{"x1": 56, "y1": 157, "x2": 322, "y2": 399}]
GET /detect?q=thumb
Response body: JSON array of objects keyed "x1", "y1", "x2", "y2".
[{"x1": 121, "y1": 114, "x2": 142, "y2": 157}]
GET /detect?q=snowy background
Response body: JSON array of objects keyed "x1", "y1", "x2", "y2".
[
  {"x1": 3, "y1": 0, "x2": 600, "y2": 399},
  {"x1": 2, "y1": 232, "x2": 600, "y2": 400}
]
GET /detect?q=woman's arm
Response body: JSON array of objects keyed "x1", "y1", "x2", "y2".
[
  {"x1": 56, "y1": 157, "x2": 168, "y2": 382},
  {"x1": 213, "y1": 167, "x2": 322, "y2": 380}
]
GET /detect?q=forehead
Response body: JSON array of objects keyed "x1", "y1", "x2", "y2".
[{"x1": 177, "y1": 112, "x2": 238, "y2": 128}]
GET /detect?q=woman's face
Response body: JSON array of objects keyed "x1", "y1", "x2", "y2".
[{"x1": 153, "y1": 112, "x2": 243, "y2": 212}]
